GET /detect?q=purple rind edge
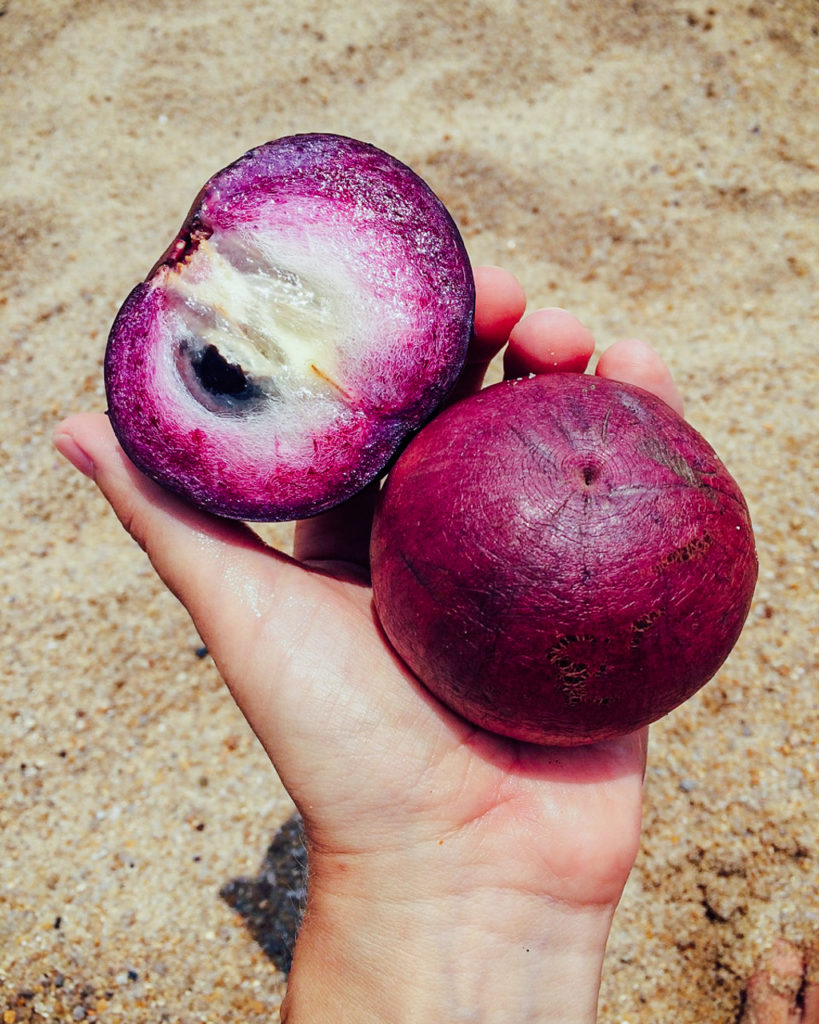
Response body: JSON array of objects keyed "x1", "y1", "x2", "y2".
[{"x1": 104, "y1": 134, "x2": 476, "y2": 521}]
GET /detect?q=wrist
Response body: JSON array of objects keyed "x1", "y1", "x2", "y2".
[{"x1": 281, "y1": 849, "x2": 616, "y2": 1023}]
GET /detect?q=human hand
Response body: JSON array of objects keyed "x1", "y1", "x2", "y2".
[{"x1": 54, "y1": 266, "x2": 683, "y2": 1023}]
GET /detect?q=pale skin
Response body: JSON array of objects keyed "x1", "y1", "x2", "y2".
[{"x1": 54, "y1": 265, "x2": 802, "y2": 1023}]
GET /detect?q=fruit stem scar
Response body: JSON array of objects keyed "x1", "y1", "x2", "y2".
[{"x1": 150, "y1": 225, "x2": 213, "y2": 276}]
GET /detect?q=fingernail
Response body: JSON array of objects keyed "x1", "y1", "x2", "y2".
[{"x1": 53, "y1": 432, "x2": 96, "y2": 479}]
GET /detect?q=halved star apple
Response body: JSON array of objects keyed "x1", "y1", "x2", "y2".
[{"x1": 104, "y1": 133, "x2": 474, "y2": 520}]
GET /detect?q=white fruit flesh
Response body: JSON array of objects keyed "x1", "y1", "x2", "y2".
[{"x1": 164, "y1": 229, "x2": 353, "y2": 409}]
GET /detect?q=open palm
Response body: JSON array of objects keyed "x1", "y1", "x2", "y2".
[{"x1": 56, "y1": 266, "x2": 684, "y2": 1018}]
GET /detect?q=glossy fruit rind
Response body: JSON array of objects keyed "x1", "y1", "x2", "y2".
[{"x1": 370, "y1": 373, "x2": 758, "y2": 745}]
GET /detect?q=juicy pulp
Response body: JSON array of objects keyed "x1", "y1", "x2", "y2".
[{"x1": 104, "y1": 134, "x2": 474, "y2": 520}]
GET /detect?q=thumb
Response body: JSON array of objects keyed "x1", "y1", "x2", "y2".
[
  {"x1": 52, "y1": 412, "x2": 304, "y2": 683},
  {"x1": 53, "y1": 413, "x2": 437, "y2": 789}
]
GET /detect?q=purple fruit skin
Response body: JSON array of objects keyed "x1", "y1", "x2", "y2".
[
  {"x1": 104, "y1": 134, "x2": 474, "y2": 521},
  {"x1": 370, "y1": 373, "x2": 758, "y2": 746}
]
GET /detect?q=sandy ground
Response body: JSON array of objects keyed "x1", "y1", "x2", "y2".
[{"x1": 2, "y1": 1, "x2": 817, "y2": 1020}]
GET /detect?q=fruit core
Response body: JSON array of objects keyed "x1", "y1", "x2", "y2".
[{"x1": 165, "y1": 226, "x2": 355, "y2": 418}]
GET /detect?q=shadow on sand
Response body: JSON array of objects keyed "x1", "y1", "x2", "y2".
[{"x1": 219, "y1": 813, "x2": 307, "y2": 974}]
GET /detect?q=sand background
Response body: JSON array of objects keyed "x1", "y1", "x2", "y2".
[{"x1": 2, "y1": 1, "x2": 817, "y2": 1020}]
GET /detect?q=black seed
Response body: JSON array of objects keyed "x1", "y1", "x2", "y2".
[{"x1": 194, "y1": 344, "x2": 251, "y2": 397}]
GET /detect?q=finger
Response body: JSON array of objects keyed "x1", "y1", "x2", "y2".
[
  {"x1": 595, "y1": 338, "x2": 684, "y2": 416},
  {"x1": 739, "y1": 939, "x2": 806, "y2": 1024},
  {"x1": 297, "y1": 265, "x2": 527, "y2": 565},
  {"x1": 293, "y1": 480, "x2": 378, "y2": 577},
  {"x1": 53, "y1": 412, "x2": 303, "y2": 667},
  {"x1": 801, "y1": 939, "x2": 819, "y2": 1024},
  {"x1": 54, "y1": 413, "x2": 408, "y2": 781},
  {"x1": 448, "y1": 265, "x2": 526, "y2": 401},
  {"x1": 471, "y1": 265, "x2": 528, "y2": 360},
  {"x1": 503, "y1": 307, "x2": 595, "y2": 380},
  {"x1": 805, "y1": 981, "x2": 819, "y2": 1024}
]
